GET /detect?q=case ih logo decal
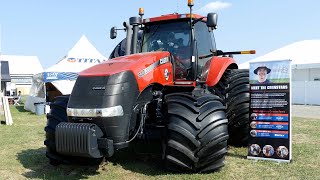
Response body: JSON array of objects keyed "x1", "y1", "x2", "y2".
[
  {"x1": 138, "y1": 57, "x2": 169, "y2": 79},
  {"x1": 164, "y1": 68, "x2": 170, "y2": 81},
  {"x1": 159, "y1": 57, "x2": 169, "y2": 65}
]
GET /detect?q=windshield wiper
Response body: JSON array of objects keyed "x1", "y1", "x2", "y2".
[{"x1": 192, "y1": 17, "x2": 204, "y2": 26}]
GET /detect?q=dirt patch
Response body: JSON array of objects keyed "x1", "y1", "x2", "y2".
[
  {"x1": 0, "y1": 170, "x2": 26, "y2": 180},
  {"x1": 292, "y1": 105, "x2": 320, "y2": 119}
]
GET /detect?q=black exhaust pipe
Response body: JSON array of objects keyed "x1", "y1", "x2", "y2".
[
  {"x1": 123, "y1": 22, "x2": 132, "y2": 55},
  {"x1": 129, "y1": 17, "x2": 142, "y2": 54}
]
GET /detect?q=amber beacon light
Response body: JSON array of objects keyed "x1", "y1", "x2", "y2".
[
  {"x1": 188, "y1": 0, "x2": 194, "y2": 7},
  {"x1": 139, "y1": 8, "x2": 144, "y2": 16}
]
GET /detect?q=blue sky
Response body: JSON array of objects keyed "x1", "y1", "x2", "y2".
[{"x1": 1, "y1": 0, "x2": 320, "y2": 69}]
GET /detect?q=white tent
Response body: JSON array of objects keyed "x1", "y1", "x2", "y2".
[
  {"x1": 239, "y1": 40, "x2": 320, "y2": 70},
  {"x1": 239, "y1": 40, "x2": 320, "y2": 105},
  {"x1": 25, "y1": 35, "x2": 107, "y2": 112},
  {"x1": 0, "y1": 55, "x2": 43, "y2": 95}
]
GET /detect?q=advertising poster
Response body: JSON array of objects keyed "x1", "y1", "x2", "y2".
[{"x1": 247, "y1": 60, "x2": 292, "y2": 162}]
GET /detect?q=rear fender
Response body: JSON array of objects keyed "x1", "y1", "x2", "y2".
[{"x1": 205, "y1": 56, "x2": 238, "y2": 86}]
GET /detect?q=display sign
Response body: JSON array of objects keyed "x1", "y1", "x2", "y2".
[
  {"x1": 43, "y1": 72, "x2": 78, "y2": 82},
  {"x1": 247, "y1": 60, "x2": 292, "y2": 162}
]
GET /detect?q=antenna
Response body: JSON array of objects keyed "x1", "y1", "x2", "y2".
[
  {"x1": 0, "y1": 24, "x2": 2, "y2": 93},
  {"x1": 0, "y1": 24, "x2": 2, "y2": 54},
  {"x1": 176, "y1": 0, "x2": 179, "y2": 13}
]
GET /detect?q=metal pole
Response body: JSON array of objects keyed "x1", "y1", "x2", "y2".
[
  {"x1": 304, "y1": 80, "x2": 307, "y2": 105},
  {"x1": 0, "y1": 24, "x2": 2, "y2": 119},
  {"x1": 0, "y1": 24, "x2": 2, "y2": 94}
]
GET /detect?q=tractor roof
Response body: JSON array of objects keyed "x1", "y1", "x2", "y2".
[{"x1": 143, "y1": 13, "x2": 205, "y2": 24}]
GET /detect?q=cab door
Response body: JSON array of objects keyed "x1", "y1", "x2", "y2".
[{"x1": 194, "y1": 21, "x2": 216, "y2": 79}]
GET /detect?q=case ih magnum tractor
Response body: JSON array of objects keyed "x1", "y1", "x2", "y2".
[{"x1": 45, "y1": 1, "x2": 254, "y2": 173}]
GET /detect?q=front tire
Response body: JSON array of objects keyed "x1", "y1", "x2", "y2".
[
  {"x1": 163, "y1": 93, "x2": 228, "y2": 173},
  {"x1": 44, "y1": 95, "x2": 103, "y2": 165},
  {"x1": 44, "y1": 95, "x2": 70, "y2": 165}
]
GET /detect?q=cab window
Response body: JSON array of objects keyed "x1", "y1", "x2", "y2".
[{"x1": 194, "y1": 22, "x2": 214, "y2": 76}]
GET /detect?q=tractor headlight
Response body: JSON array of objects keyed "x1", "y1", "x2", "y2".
[{"x1": 67, "y1": 105, "x2": 124, "y2": 117}]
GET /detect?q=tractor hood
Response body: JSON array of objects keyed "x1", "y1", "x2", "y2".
[{"x1": 79, "y1": 51, "x2": 170, "y2": 77}]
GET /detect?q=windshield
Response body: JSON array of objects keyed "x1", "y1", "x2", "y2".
[
  {"x1": 142, "y1": 21, "x2": 192, "y2": 80},
  {"x1": 142, "y1": 21, "x2": 191, "y2": 56}
]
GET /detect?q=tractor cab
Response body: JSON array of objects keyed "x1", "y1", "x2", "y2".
[
  {"x1": 141, "y1": 14, "x2": 216, "y2": 81},
  {"x1": 110, "y1": 6, "x2": 218, "y2": 83}
]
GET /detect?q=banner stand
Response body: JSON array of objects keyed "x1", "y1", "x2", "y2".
[
  {"x1": 247, "y1": 156, "x2": 291, "y2": 163},
  {"x1": 247, "y1": 60, "x2": 292, "y2": 163}
]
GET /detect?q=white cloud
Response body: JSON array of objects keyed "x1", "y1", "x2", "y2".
[{"x1": 196, "y1": 1, "x2": 232, "y2": 15}]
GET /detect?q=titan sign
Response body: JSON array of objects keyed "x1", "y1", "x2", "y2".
[{"x1": 67, "y1": 58, "x2": 104, "y2": 63}]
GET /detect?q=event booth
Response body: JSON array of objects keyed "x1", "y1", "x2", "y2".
[{"x1": 24, "y1": 35, "x2": 107, "y2": 112}]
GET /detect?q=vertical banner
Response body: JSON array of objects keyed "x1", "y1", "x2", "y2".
[{"x1": 247, "y1": 60, "x2": 292, "y2": 162}]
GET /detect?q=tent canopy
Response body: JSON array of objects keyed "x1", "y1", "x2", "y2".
[
  {"x1": 25, "y1": 35, "x2": 107, "y2": 112},
  {"x1": 43, "y1": 35, "x2": 107, "y2": 82},
  {"x1": 39, "y1": 34, "x2": 107, "y2": 89},
  {"x1": 0, "y1": 55, "x2": 43, "y2": 75},
  {"x1": 239, "y1": 40, "x2": 320, "y2": 69}
]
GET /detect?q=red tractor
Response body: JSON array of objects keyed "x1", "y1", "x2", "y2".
[{"x1": 45, "y1": 1, "x2": 254, "y2": 173}]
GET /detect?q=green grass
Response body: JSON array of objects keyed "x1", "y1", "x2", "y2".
[
  {"x1": 250, "y1": 78, "x2": 290, "y2": 84},
  {"x1": 0, "y1": 106, "x2": 319, "y2": 180}
]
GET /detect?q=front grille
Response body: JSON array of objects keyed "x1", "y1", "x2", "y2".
[{"x1": 67, "y1": 71, "x2": 140, "y2": 147}]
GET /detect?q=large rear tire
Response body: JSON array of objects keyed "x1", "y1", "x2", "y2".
[
  {"x1": 213, "y1": 69, "x2": 250, "y2": 147},
  {"x1": 163, "y1": 92, "x2": 228, "y2": 173}
]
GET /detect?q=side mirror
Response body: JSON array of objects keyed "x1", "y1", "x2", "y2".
[
  {"x1": 110, "y1": 27, "x2": 117, "y2": 39},
  {"x1": 207, "y1": 13, "x2": 218, "y2": 29}
]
